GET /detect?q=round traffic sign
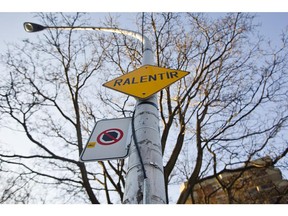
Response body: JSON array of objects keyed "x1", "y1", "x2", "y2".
[{"x1": 97, "y1": 128, "x2": 124, "y2": 145}]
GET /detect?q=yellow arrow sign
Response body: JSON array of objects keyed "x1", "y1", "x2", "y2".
[{"x1": 103, "y1": 65, "x2": 189, "y2": 99}]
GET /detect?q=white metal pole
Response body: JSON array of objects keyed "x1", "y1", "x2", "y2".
[{"x1": 122, "y1": 35, "x2": 166, "y2": 204}]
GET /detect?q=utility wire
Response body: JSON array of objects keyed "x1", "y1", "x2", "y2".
[{"x1": 131, "y1": 109, "x2": 147, "y2": 179}]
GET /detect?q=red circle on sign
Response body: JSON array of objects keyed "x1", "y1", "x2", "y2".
[{"x1": 97, "y1": 128, "x2": 124, "y2": 145}]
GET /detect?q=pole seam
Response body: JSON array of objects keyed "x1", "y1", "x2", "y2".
[{"x1": 137, "y1": 101, "x2": 159, "y2": 109}]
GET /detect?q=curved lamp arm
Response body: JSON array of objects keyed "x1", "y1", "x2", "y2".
[{"x1": 23, "y1": 22, "x2": 153, "y2": 65}]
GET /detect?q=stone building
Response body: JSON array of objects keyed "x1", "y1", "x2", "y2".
[{"x1": 183, "y1": 157, "x2": 288, "y2": 204}]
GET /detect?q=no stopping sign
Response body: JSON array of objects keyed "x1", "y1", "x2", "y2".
[
  {"x1": 79, "y1": 117, "x2": 132, "y2": 162},
  {"x1": 97, "y1": 128, "x2": 124, "y2": 145}
]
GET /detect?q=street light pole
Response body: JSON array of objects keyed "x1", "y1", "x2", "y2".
[
  {"x1": 24, "y1": 22, "x2": 166, "y2": 204},
  {"x1": 123, "y1": 38, "x2": 166, "y2": 204}
]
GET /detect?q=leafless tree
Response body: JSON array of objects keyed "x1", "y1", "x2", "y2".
[{"x1": 0, "y1": 12, "x2": 287, "y2": 204}]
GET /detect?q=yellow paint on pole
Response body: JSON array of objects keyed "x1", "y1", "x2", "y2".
[{"x1": 103, "y1": 65, "x2": 189, "y2": 99}]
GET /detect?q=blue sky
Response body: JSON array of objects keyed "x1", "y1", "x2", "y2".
[
  {"x1": 0, "y1": 12, "x2": 287, "y2": 147},
  {"x1": 2, "y1": 0, "x2": 288, "y2": 12},
  {"x1": 0, "y1": 4, "x2": 288, "y2": 211},
  {"x1": 0, "y1": 12, "x2": 287, "y2": 49},
  {"x1": 0, "y1": 10, "x2": 287, "y2": 191},
  {"x1": 1, "y1": 0, "x2": 288, "y2": 167},
  {"x1": 0, "y1": 12, "x2": 287, "y2": 64},
  {"x1": 0, "y1": 0, "x2": 288, "y2": 48}
]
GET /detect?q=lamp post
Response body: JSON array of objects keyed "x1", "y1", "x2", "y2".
[{"x1": 24, "y1": 22, "x2": 166, "y2": 204}]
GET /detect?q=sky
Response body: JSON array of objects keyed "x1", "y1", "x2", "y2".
[
  {"x1": 0, "y1": 0, "x2": 288, "y2": 213},
  {"x1": 2, "y1": 0, "x2": 288, "y2": 12},
  {"x1": 0, "y1": 7, "x2": 288, "y2": 155}
]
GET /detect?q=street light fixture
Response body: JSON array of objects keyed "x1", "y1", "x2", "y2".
[
  {"x1": 23, "y1": 21, "x2": 166, "y2": 204},
  {"x1": 24, "y1": 22, "x2": 47, "y2": 32}
]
